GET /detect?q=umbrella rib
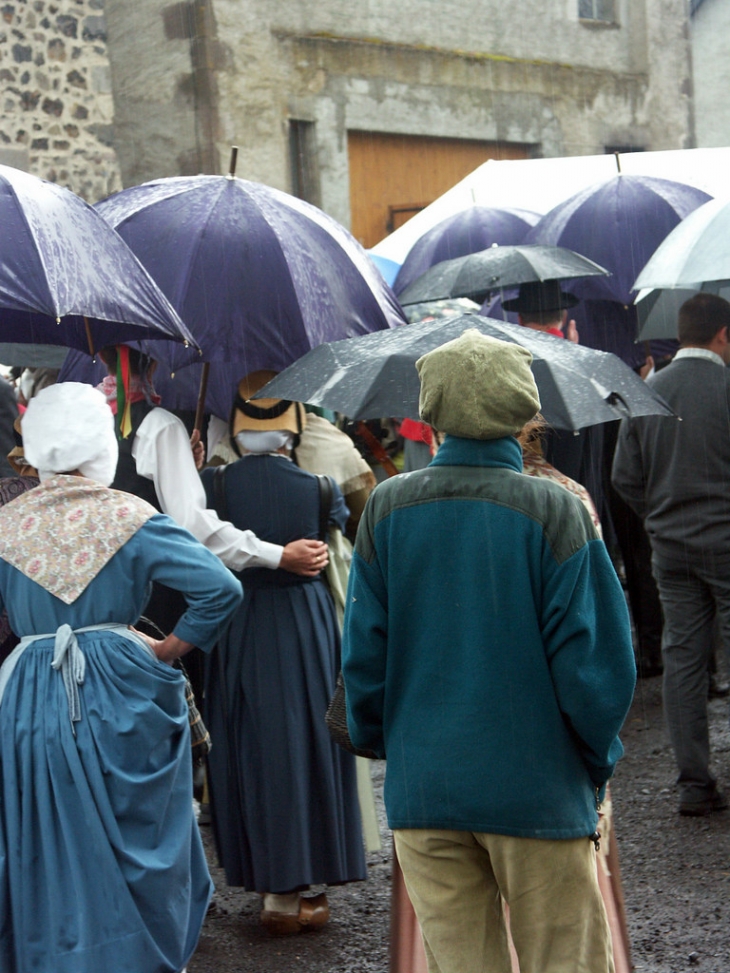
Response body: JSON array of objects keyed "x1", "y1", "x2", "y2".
[{"x1": 171, "y1": 182, "x2": 227, "y2": 332}]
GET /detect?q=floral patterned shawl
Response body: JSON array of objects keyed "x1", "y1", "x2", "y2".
[{"x1": 0, "y1": 475, "x2": 156, "y2": 604}]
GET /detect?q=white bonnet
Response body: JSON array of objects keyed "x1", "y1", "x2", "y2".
[{"x1": 23, "y1": 382, "x2": 119, "y2": 485}]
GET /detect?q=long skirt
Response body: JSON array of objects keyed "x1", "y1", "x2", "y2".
[
  {"x1": 0, "y1": 630, "x2": 212, "y2": 973},
  {"x1": 205, "y1": 580, "x2": 366, "y2": 893}
]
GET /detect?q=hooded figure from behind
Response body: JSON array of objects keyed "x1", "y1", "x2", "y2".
[{"x1": 342, "y1": 329, "x2": 636, "y2": 973}]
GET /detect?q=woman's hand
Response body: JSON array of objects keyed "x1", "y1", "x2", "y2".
[
  {"x1": 190, "y1": 428, "x2": 205, "y2": 471},
  {"x1": 280, "y1": 539, "x2": 329, "y2": 576},
  {"x1": 130, "y1": 628, "x2": 194, "y2": 665}
]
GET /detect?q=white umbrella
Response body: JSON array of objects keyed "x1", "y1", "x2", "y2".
[
  {"x1": 371, "y1": 147, "x2": 730, "y2": 265},
  {"x1": 635, "y1": 283, "x2": 730, "y2": 341},
  {"x1": 633, "y1": 197, "x2": 730, "y2": 290},
  {"x1": 633, "y1": 197, "x2": 730, "y2": 339}
]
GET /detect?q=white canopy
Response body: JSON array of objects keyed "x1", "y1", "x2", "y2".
[{"x1": 370, "y1": 147, "x2": 730, "y2": 265}]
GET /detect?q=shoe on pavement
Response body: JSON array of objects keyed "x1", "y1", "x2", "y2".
[
  {"x1": 679, "y1": 789, "x2": 729, "y2": 817},
  {"x1": 261, "y1": 893, "x2": 329, "y2": 935},
  {"x1": 708, "y1": 675, "x2": 730, "y2": 699}
]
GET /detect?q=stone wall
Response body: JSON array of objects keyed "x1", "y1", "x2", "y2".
[
  {"x1": 0, "y1": 0, "x2": 122, "y2": 201},
  {"x1": 38, "y1": 0, "x2": 693, "y2": 223},
  {"x1": 206, "y1": 0, "x2": 692, "y2": 229},
  {"x1": 103, "y1": 0, "x2": 202, "y2": 189}
]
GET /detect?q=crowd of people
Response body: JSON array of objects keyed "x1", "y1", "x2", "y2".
[{"x1": 0, "y1": 285, "x2": 728, "y2": 973}]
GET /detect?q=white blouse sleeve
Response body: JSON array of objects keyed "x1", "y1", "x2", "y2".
[{"x1": 131, "y1": 408, "x2": 283, "y2": 571}]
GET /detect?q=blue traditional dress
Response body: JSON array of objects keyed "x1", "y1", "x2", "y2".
[
  {"x1": 202, "y1": 454, "x2": 366, "y2": 893},
  {"x1": 0, "y1": 475, "x2": 242, "y2": 973}
]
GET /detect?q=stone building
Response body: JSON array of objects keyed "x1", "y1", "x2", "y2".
[
  {"x1": 0, "y1": 0, "x2": 696, "y2": 245},
  {"x1": 0, "y1": 0, "x2": 122, "y2": 200}
]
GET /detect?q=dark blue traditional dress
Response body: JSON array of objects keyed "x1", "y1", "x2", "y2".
[
  {"x1": 202, "y1": 454, "x2": 366, "y2": 893},
  {"x1": 0, "y1": 475, "x2": 242, "y2": 973}
]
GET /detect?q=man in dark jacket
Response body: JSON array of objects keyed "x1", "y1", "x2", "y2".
[
  {"x1": 343, "y1": 329, "x2": 635, "y2": 973},
  {"x1": 613, "y1": 292, "x2": 730, "y2": 817}
]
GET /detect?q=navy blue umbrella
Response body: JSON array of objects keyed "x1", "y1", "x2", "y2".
[
  {"x1": 95, "y1": 175, "x2": 406, "y2": 375},
  {"x1": 393, "y1": 206, "x2": 538, "y2": 297},
  {"x1": 524, "y1": 175, "x2": 712, "y2": 306},
  {"x1": 0, "y1": 165, "x2": 196, "y2": 354}
]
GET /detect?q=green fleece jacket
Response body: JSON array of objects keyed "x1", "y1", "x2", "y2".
[{"x1": 342, "y1": 435, "x2": 636, "y2": 838}]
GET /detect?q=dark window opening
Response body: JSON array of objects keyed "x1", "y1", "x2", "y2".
[
  {"x1": 289, "y1": 119, "x2": 321, "y2": 209},
  {"x1": 579, "y1": 0, "x2": 617, "y2": 23}
]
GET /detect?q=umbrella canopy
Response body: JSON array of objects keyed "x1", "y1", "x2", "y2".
[
  {"x1": 635, "y1": 284, "x2": 730, "y2": 341},
  {"x1": 257, "y1": 312, "x2": 674, "y2": 431},
  {"x1": 0, "y1": 165, "x2": 196, "y2": 354},
  {"x1": 630, "y1": 198, "x2": 730, "y2": 340},
  {"x1": 397, "y1": 245, "x2": 609, "y2": 307},
  {"x1": 368, "y1": 252, "x2": 401, "y2": 287},
  {"x1": 95, "y1": 175, "x2": 406, "y2": 373},
  {"x1": 524, "y1": 175, "x2": 712, "y2": 305},
  {"x1": 370, "y1": 148, "x2": 730, "y2": 266},
  {"x1": 633, "y1": 197, "x2": 730, "y2": 290},
  {"x1": 393, "y1": 207, "x2": 539, "y2": 296}
]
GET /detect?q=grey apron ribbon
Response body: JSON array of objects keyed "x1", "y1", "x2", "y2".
[
  {"x1": 50, "y1": 624, "x2": 87, "y2": 726},
  {"x1": 0, "y1": 624, "x2": 151, "y2": 730}
]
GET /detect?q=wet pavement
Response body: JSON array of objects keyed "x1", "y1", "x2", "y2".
[{"x1": 189, "y1": 681, "x2": 730, "y2": 973}]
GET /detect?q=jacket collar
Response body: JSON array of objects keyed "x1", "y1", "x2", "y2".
[{"x1": 429, "y1": 435, "x2": 523, "y2": 472}]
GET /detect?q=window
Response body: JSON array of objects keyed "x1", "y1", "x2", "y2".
[
  {"x1": 288, "y1": 120, "x2": 321, "y2": 209},
  {"x1": 579, "y1": 0, "x2": 616, "y2": 23}
]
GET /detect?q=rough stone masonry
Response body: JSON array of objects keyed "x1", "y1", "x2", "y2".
[{"x1": 0, "y1": 0, "x2": 121, "y2": 201}]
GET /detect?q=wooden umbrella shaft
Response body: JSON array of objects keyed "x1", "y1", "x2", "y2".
[{"x1": 194, "y1": 361, "x2": 210, "y2": 432}]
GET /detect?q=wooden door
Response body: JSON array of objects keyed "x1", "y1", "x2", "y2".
[{"x1": 348, "y1": 131, "x2": 530, "y2": 249}]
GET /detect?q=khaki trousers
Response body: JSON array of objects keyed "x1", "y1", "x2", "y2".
[{"x1": 394, "y1": 828, "x2": 614, "y2": 973}]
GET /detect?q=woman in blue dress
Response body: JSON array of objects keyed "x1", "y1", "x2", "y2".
[
  {"x1": 202, "y1": 372, "x2": 366, "y2": 935},
  {"x1": 0, "y1": 383, "x2": 242, "y2": 973}
]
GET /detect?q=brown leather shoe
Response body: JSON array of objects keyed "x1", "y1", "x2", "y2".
[{"x1": 261, "y1": 893, "x2": 330, "y2": 936}]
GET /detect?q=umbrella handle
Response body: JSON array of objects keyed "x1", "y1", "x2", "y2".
[
  {"x1": 194, "y1": 362, "x2": 210, "y2": 432},
  {"x1": 83, "y1": 317, "x2": 95, "y2": 358}
]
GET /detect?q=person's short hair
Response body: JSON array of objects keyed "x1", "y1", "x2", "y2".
[
  {"x1": 678, "y1": 293, "x2": 730, "y2": 347},
  {"x1": 518, "y1": 309, "x2": 564, "y2": 328}
]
